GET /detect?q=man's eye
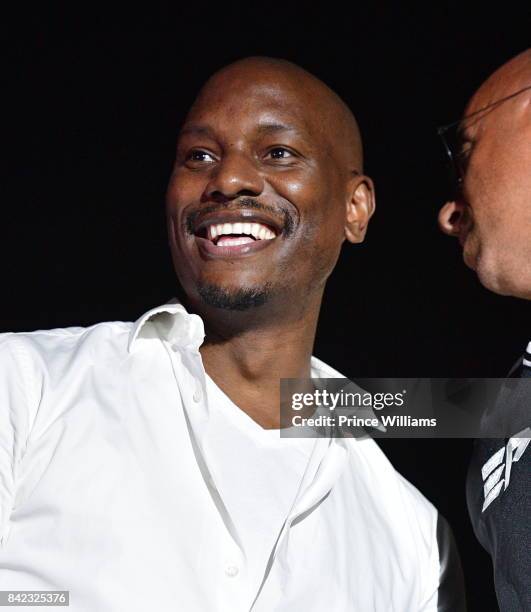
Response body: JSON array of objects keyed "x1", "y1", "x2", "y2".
[
  {"x1": 456, "y1": 143, "x2": 473, "y2": 171},
  {"x1": 267, "y1": 147, "x2": 294, "y2": 160},
  {"x1": 187, "y1": 150, "x2": 215, "y2": 163}
]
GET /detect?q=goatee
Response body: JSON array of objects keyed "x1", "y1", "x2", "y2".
[{"x1": 198, "y1": 282, "x2": 273, "y2": 311}]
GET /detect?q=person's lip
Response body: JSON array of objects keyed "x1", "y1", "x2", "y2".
[
  {"x1": 191, "y1": 209, "x2": 284, "y2": 260},
  {"x1": 195, "y1": 234, "x2": 276, "y2": 259}
]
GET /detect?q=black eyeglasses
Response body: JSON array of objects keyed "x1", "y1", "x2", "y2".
[{"x1": 437, "y1": 85, "x2": 531, "y2": 193}]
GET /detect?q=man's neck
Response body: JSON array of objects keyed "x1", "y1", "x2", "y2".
[{"x1": 198, "y1": 296, "x2": 322, "y2": 429}]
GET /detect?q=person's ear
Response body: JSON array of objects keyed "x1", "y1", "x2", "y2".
[
  {"x1": 438, "y1": 200, "x2": 465, "y2": 237},
  {"x1": 344, "y1": 173, "x2": 376, "y2": 244}
]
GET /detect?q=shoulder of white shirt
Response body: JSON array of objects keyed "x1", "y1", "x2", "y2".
[
  {"x1": 0, "y1": 300, "x2": 458, "y2": 525},
  {"x1": 0, "y1": 300, "x2": 358, "y2": 377}
]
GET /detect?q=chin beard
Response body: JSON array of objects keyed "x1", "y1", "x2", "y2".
[{"x1": 198, "y1": 282, "x2": 273, "y2": 311}]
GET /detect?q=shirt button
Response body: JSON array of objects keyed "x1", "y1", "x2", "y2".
[
  {"x1": 193, "y1": 389, "x2": 201, "y2": 402},
  {"x1": 225, "y1": 565, "x2": 239, "y2": 577}
]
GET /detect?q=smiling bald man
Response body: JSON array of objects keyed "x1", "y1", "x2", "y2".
[
  {"x1": 0, "y1": 57, "x2": 464, "y2": 611},
  {"x1": 438, "y1": 50, "x2": 531, "y2": 612}
]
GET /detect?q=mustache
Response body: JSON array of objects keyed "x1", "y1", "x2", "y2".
[{"x1": 185, "y1": 197, "x2": 295, "y2": 237}]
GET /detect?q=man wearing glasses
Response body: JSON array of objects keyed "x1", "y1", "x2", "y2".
[{"x1": 438, "y1": 49, "x2": 531, "y2": 611}]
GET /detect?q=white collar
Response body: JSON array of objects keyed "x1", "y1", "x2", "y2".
[
  {"x1": 127, "y1": 299, "x2": 362, "y2": 445},
  {"x1": 128, "y1": 299, "x2": 347, "y2": 381},
  {"x1": 128, "y1": 298, "x2": 205, "y2": 353}
]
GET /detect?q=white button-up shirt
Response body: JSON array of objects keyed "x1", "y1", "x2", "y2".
[{"x1": 0, "y1": 301, "x2": 445, "y2": 611}]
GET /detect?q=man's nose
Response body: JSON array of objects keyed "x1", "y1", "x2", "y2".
[
  {"x1": 204, "y1": 153, "x2": 264, "y2": 201},
  {"x1": 438, "y1": 201, "x2": 465, "y2": 237}
]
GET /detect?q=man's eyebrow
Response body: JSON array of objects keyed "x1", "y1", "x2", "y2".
[
  {"x1": 178, "y1": 121, "x2": 304, "y2": 140},
  {"x1": 255, "y1": 122, "x2": 300, "y2": 135},
  {"x1": 178, "y1": 124, "x2": 216, "y2": 139}
]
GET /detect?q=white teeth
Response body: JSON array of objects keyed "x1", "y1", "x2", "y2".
[
  {"x1": 250, "y1": 223, "x2": 260, "y2": 239},
  {"x1": 205, "y1": 220, "x2": 277, "y2": 241}
]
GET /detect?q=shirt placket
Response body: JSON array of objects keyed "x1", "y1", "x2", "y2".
[
  {"x1": 162, "y1": 334, "x2": 350, "y2": 611},
  {"x1": 164, "y1": 341, "x2": 253, "y2": 612},
  {"x1": 249, "y1": 437, "x2": 349, "y2": 610}
]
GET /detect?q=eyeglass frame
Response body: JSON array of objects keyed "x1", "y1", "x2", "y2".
[{"x1": 437, "y1": 85, "x2": 531, "y2": 192}]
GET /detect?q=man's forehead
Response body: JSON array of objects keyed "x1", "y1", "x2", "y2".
[
  {"x1": 459, "y1": 86, "x2": 530, "y2": 143},
  {"x1": 467, "y1": 84, "x2": 508, "y2": 116},
  {"x1": 181, "y1": 117, "x2": 308, "y2": 139},
  {"x1": 466, "y1": 52, "x2": 531, "y2": 116},
  {"x1": 178, "y1": 58, "x2": 362, "y2": 169},
  {"x1": 183, "y1": 82, "x2": 319, "y2": 138},
  {"x1": 194, "y1": 77, "x2": 312, "y2": 112}
]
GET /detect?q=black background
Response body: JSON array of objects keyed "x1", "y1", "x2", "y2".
[{"x1": 5, "y1": 4, "x2": 531, "y2": 610}]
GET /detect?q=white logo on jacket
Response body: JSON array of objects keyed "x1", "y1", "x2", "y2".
[{"x1": 481, "y1": 428, "x2": 530, "y2": 512}]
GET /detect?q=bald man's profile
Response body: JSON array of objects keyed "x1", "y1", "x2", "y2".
[
  {"x1": 438, "y1": 49, "x2": 531, "y2": 612},
  {"x1": 0, "y1": 57, "x2": 465, "y2": 611}
]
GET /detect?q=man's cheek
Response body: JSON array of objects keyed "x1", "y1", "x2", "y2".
[
  {"x1": 462, "y1": 233, "x2": 480, "y2": 270},
  {"x1": 168, "y1": 213, "x2": 191, "y2": 255}
]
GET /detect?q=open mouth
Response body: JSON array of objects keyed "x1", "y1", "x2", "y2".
[
  {"x1": 199, "y1": 221, "x2": 277, "y2": 247},
  {"x1": 190, "y1": 210, "x2": 283, "y2": 258}
]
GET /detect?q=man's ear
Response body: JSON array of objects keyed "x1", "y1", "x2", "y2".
[
  {"x1": 438, "y1": 200, "x2": 464, "y2": 236},
  {"x1": 344, "y1": 174, "x2": 376, "y2": 244}
]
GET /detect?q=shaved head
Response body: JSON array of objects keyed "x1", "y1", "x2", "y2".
[
  {"x1": 438, "y1": 49, "x2": 531, "y2": 299},
  {"x1": 186, "y1": 56, "x2": 364, "y2": 173},
  {"x1": 467, "y1": 49, "x2": 531, "y2": 114}
]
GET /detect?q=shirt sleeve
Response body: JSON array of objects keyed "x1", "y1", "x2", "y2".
[
  {"x1": 0, "y1": 334, "x2": 36, "y2": 546},
  {"x1": 419, "y1": 512, "x2": 467, "y2": 611}
]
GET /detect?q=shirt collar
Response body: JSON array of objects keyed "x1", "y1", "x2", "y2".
[
  {"x1": 128, "y1": 298, "x2": 205, "y2": 353},
  {"x1": 128, "y1": 300, "x2": 363, "y2": 446}
]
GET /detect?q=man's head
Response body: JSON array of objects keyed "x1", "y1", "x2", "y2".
[
  {"x1": 166, "y1": 57, "x2": 374, "y2": 316},
  {"x1": 438, "y1": 49, "x2": 531, "y2": 299}
]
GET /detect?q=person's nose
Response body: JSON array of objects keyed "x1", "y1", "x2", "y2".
[
  {"x1": 438, "y1": 200, "x2": 466, "y2": 237},
  {"x1": 203, "y1": 152, "x2": 264, "y2": 201}
]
